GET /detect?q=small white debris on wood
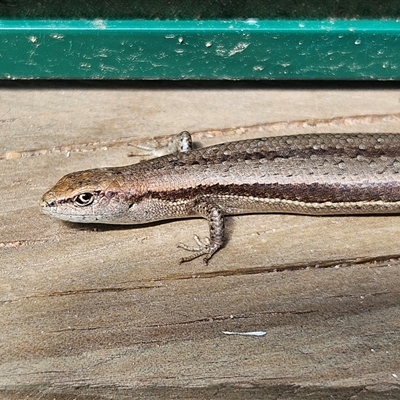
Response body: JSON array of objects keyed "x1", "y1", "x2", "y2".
[{"x1": 222, "y1": 331, "x2": 266, "y2": 337}]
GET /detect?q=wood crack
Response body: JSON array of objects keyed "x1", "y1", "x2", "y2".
[
  {"x1": 1, "y1": 253, "x2": 397, "y2": 304},
  {"x1": 0, "y1": 239, "x2": 48, "y2": 248},
  {"x1": 26, "y1": 284, "x2": 163, "y2": 299},
  {"x1": 154, "y1": 253, "x2": 400, "y2": 282},
  {"x1": 1, "y1": 112, "x2": 399, "y2": 160}
]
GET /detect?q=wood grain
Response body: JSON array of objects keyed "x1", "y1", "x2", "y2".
[{"x1": 1, "y1": 82, "x2": 400, "y2": 399}]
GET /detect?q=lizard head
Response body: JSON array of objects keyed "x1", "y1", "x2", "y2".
[{"x1": 40, "y1": 168, "x2": 134, "y2": 224}]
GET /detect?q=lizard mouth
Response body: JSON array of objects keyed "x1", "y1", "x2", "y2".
[{"x1": 40, "y1": 198, "x2": 56, "y2": 208}]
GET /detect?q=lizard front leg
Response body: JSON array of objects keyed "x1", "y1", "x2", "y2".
[{"x1": 178, "y1": 200, "x2": 225, "y2": 264}]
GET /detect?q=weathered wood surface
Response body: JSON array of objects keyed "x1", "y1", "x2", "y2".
[{"x1": 1, "y1": 82, "x2": 400, "y2": 399}]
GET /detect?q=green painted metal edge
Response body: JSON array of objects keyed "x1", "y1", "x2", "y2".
[{"x1": 1, "y1": 19, "x2": 399, "y2": 79}]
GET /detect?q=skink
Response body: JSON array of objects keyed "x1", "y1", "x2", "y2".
[{"x1": 40, "y1": 132, "x2": 400, "y2": 264}]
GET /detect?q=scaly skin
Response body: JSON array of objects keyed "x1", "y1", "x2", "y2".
[{"x1": 41, "y1": 133, "x2": 400, "y2": 263}]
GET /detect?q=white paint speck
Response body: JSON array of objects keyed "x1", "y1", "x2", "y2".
[
  {"x1": 223, "y1": 331, "x2": 267, "y2": 337},
  {"x1": 228, "y1": 42, "x2": 249, "y2": 56},
  {"x1": 51, "y1": 34, "x2": 65, "y2": 40},
  {"x1": 93, "y1": 19, "x2": 106, "y2": 29},
  {"x1": 245, "y1": 19, "x2": 259, "y2": 25},
  {"x1": 215, "y1": 44, "x2": 228, "y2": 56}
]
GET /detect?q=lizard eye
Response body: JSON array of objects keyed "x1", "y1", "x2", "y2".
[{"x1": 74, "y1": 192, "x2": 94, "y2": 207}]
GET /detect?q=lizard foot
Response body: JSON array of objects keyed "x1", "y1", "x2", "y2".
[{"x1": 178, "y1": 235, "x2": 213, "y2": 265}]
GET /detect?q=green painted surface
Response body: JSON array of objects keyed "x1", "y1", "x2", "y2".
[{"x1": 1, "y1": 19, "x2": 399, "y2": 80}]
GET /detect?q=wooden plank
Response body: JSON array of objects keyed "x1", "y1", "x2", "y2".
[{"x1": 1, "y1": 82, "x2": 400, "y2": 399}]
